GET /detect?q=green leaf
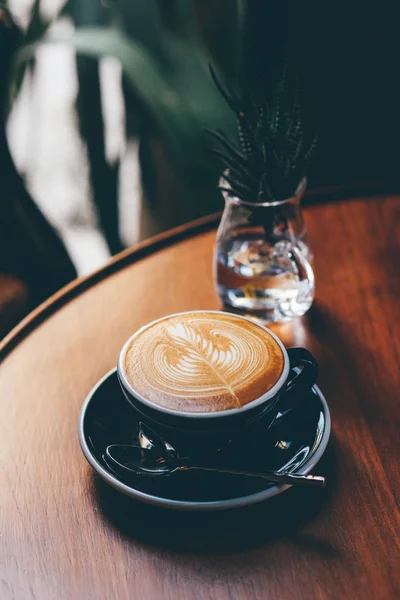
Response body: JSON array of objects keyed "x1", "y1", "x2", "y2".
[
  {"x1": 166, "y1": 0, "x2": 201, "y2": 39},
  {"x1": 11, "y1": 0, "x2": 70, "y2": 97},
  {"x1": 14, "y1": 25, "x2": 235, "y2": 172},
  {"x1": 66, "y1": 0, "x2": 108, "y2": 27},
  {"x1": 15, "y1": 28, "x2": 181, "y2": 141},
  {"x1": 110, "y1": 0, "x2": 166, "y2": 62}
]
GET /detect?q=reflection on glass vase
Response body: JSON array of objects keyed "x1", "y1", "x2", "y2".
[{"x1": 214, "y1": 178, "x2": 314, "y2": 323}]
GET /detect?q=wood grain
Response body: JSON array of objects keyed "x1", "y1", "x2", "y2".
[{"x1": 1, "y1": 196, "x2": 399, "y2": 600}]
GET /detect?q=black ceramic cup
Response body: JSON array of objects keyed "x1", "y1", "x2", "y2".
[{"x1": 117, "y1": 311, "x2": 318, "y2": 459}]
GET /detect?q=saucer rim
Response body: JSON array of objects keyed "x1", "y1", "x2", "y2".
[{"x1": 78, "y1": 368, "x2": 331, "y2": 511}]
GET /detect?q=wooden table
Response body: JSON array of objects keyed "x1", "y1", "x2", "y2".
[{"x1": 1, "y1": 194, "x2": 399, "y2": 600}]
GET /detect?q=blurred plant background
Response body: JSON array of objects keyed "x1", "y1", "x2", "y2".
[{"x1": 5, "y1": 0, "x2": 245, "y2": 275}]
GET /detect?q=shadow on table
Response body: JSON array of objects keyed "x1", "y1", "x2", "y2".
[
  {"x1": 272, "y1": 303, "x2": 381, "y2": 419},
  {"x1": 90, "y1": 438, "x2": 337, "y2": 557}
]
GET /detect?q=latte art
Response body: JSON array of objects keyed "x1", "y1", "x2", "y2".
[
  {"x1": 122, "y1": 312, "x2": 285, "y2": 413},
  {"x1": 143, "y1": 320, "x2": 269, "y2": 406}
]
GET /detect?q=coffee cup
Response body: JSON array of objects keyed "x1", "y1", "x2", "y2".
[{"x1": 117, "y1": 310, "x2": 318, "y2": 458}]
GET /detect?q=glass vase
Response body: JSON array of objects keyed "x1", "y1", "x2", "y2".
[{"x1": 214, "y1": 178, "x2": 314, "y2": 323}]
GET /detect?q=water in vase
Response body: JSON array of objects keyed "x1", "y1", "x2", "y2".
[{"x1": 215, "y1": 233, "x2": 314, "y2": 323}]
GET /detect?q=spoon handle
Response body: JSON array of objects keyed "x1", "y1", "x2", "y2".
[{"x1": 182, "y1": 466, "x2": 326, "y2": 488}]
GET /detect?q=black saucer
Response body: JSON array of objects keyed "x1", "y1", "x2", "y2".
[{"x1": 79, "y1": 369, "x2": 330, "y2": 511}]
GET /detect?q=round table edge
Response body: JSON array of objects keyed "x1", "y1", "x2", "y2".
[
  {"x1": 0, "y1": 213, "x2": 221, "y2": 361},
  {"x1": 1, "y1": 179, "x2": 394, "y2": 361}
]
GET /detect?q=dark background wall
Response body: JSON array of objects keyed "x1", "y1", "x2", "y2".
[
  {"x1": 202, "y1": 1, "x2": 400, "y2": 191},
  {"x1": 295, "y1": 4, "x2": 399, "y2": 189}
]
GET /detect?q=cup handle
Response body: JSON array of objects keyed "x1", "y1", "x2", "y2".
[{"x1": 285, "y1": 347, "x2": 318, "y2": 398}]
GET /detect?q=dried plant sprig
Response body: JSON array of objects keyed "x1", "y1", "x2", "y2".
[{"x1": 208, "y1": 62, "x2": 318, "y2": 203}]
